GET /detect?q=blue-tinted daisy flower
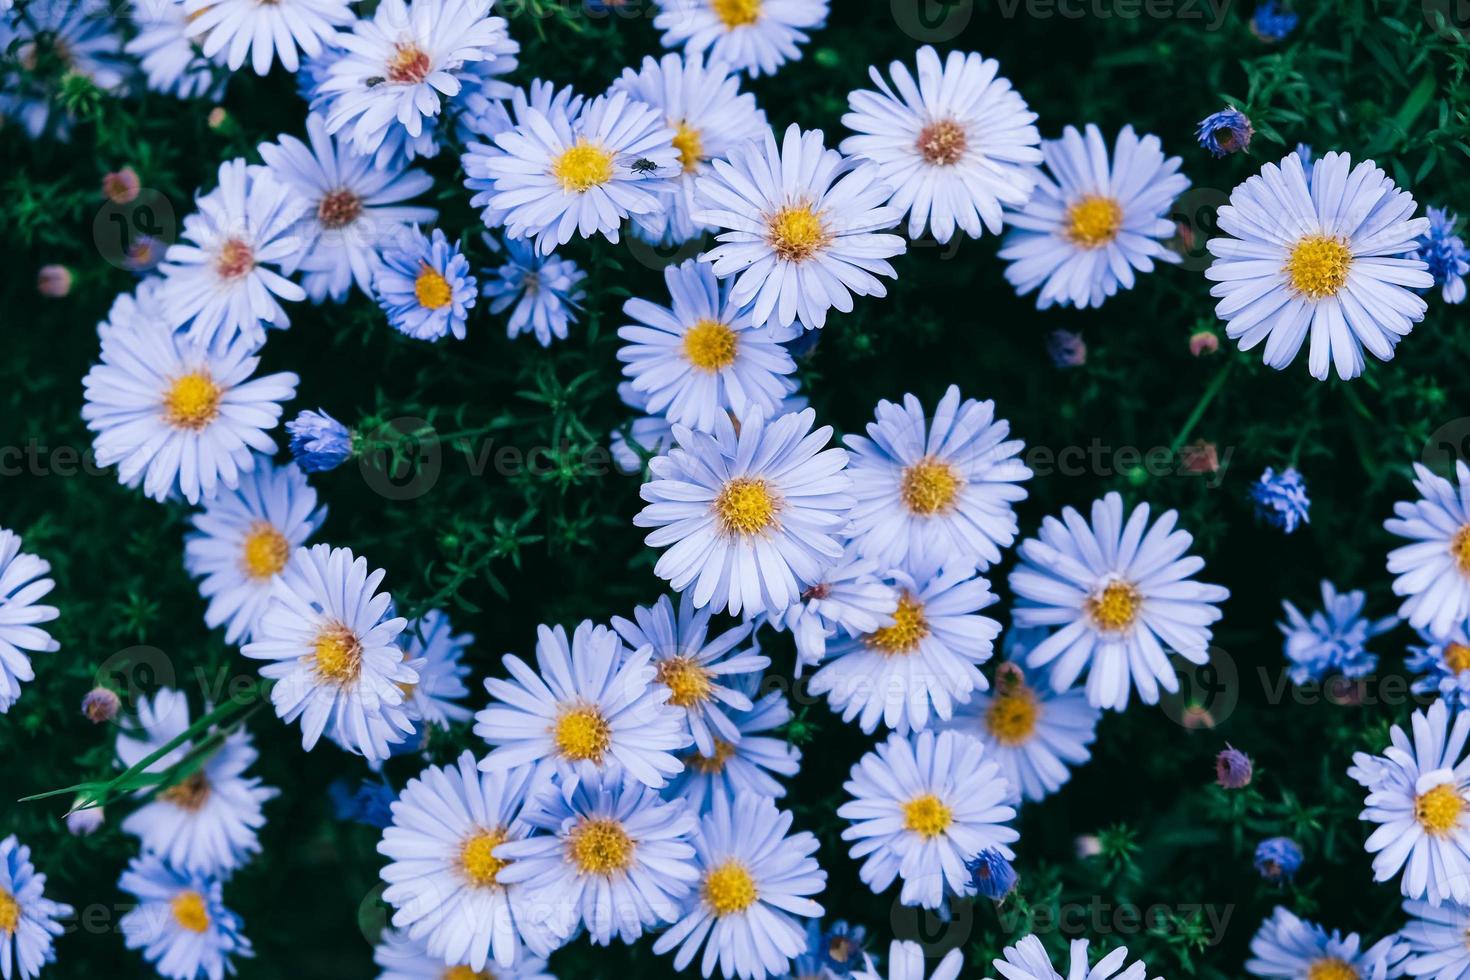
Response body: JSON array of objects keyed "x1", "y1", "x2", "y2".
[
  {"x1": 119, "y1": 854, "x2": 252, "y2": 980},
  {"x1": 839, "y1": 729, "x2": 1017, "y2": 910},
  {"x1": 968, "y1": 848, "x2": 1018, "y2": 901},
  {"x1": 481, "y1": 233, "x2": 586, "y2": 346},
  {"x1": 1246, "y1": 906, "x2": 1405, "y2": 979},
  {"x1": 1251, "y1": 0, "x2": 1298, "y2": 40},
  {"x1": 694, "y1": 123, "x2": 905, "y2": 340},
  {"x1": 0, "y1": 0, "x2": 128, "y2": 139},
  {"x1": 809, "y1": 563, "x2": 1001, "y2": 735},
  {"x1": 989, "y1": 935, "x2": 1158, "y2": 980},
  {"x1": 844, "y1": 384, "x2": 1032, "y2": 573},
  {"x1": 378, "y1": 751, "x2": 549, "y2": 971},
  {"x1": 1400, "y1": 899, "x2": 1470, "y2": 980},
  {"x1": 318, "y1": 0, "x2": 518, "y2": 168},
  {"x1": 1353, "y1": 699, "x2": 1470, "y2": 906},
  {"x1": 397, "y1": 609, "x2": 474, "y2": 730},
  {"x1": 814, "y1": 920, "x2": 872, "y2": 975},
  {"x1": 1000, "y1": 124, "x2": 1188, "y2": 310},
  {"x1": 0, "y1": 835, "x2": 72, "y2": 980},
  {"x1": 497, "y1": 767, "x2": 699, "y2": 947},
  {"x1": 611, "y1": 52, "x2": 768, "y2": 245},
  {"x1": 653, "y1": 794, "x2": 826, "y2": 979},
  {"x1": 259, "y1": 113, "x2": 437, "y2": 304},
  {"x1": 373, "y1": 927, "x2": 553, "y2": 980},
  {"x1": 664, "y1": 672, "x2": 801, "y2": 813},
  {"x1": 184, "y1": 457, "x2": 326, "y2": 645},
  {"x1": 158, "y1": 158, "x2": 309, "y2": 351},
  {"x1": 611, "y1": 376, "x2": 806, "y2": 477},
  {"x1": 115, "y1": 688, "x2": 277, "y2": 877},
  {"x1": 82, "y1": 280, "x2": 299, "y2": 505},
  {"x1": 463, "y1": 79, "x2": 585, "y2": 229},
  {"x1": 618, "y1": 258, "x2": 797, "y2": 432},
  {"x1": 286, "y1": 409, "x2": 353, "y2": 473},
  {"x1": 841, "y1": 45, "x2": 1041, "y2": 244},
  {"x1": 766, "y1": 546, "x2": 897, "y2": 676},
  {"x1": 1254, "y1": 837, "x2": 1303, "y2": 883},
  {"x1": 854, "y1": 940, "x2": 962, "y2": 980},
  {"x1": 1386, "y1": 462, "x2": 1470, "y2": 637},
  {"x1": 475, "y1": 620, "x2": 690, "y2": 788},
  {"x1": 376, "y1": 228, "x2": 477, "y2": 341},
  {"x1": 241, "y1": 544, "x2": 417, "y2": 762},
  {"x1": 1250, "y1": 466, "x2": 1310, "y2": 533},
  {"x1": 0, "y1": 530, "x2": 59, "y2": 715},
  {"x1": 182, "y1": 0, "x2": 349, "y2": 76},
  {"x1": 1407, "y1": 624, "x2": 1470, "y2": 706},
  {"x1": 126, "y1": 0, "x2": 221, "y2": 100},
  {"x1": 480, "y1": 90, "x2": 679, "y2": 255},
  {"x1": 1195, "y1": 106, "x2": 1254, "y2": 157},
  {"x1": 1413, "y1": 206, "x2": 1469, "y2": 304},
  {"x1": 611, "y1": 593, "x2": 765, "y2": 756},
  {"x1": 1279, "y1": 580, "x2": 1396, "y2": 684},
  {"x1": 1206, "y1": 151, "x2": 1432, "y2": 380},
  {"x1": 652, "y1": 0, "x2": 828, "y2": 77},
  {"x1": 942, "y1": 634, "x2": 1101, "y2": 804},
  {"x1": 1009, "y1": 492, "x2": 1230, "y2": 711},
  {"x1": 635, "y1": 407, "x2": 854, "y2": 617}
]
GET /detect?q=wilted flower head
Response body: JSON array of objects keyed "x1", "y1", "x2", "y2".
[
  {"x1": 1216, "y1": 744, "x2": 1253, "y2": 788},
  {"x1": 1254, "y1": 836, "x2": 1303, "y2": 883},
  {"x1": 286, "y1": 409, "x2": 352, "y2": 473},
  {"x1": 968, "y1": 848, "x2": 1019, "y2": 900},
  {"x1": 81, "y1": 687, "x2": 120, "y2": 723},
  {"x1": 1196, "y1": 106, "x2": 1254, "y2": 157},
  {"x1": 1251, "y1": 466, "x2": 1310, "y2": 533}
]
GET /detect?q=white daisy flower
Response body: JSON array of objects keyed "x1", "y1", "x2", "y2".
[
  {"x1": 1400, "y1": 899, "x2": 1470, "y2": 980},
  {"x1": 118, "y1": 854, "x2": 252, "y2": 980},
  {"x1": 497, "y1": 767, "x2": 698, "y2": 948},
  {"x1": 1008, "y1": 491, "x2": 1230, "y2": 711},
  {"x1": 838, "y1": 729, "x2": 1017, "y2": 910},
  {"x1": 1354, "y1": 699, "x2": 1470, "y2": 907},
  {"x1": 653, "y1": 794, "x2": 825, "y2": 980},
  {"x1": 999, "y1": 123, "x2": 1189, "y2": 310},
  {"x1": 258, "y1": 112, "x2": 438, "y2": 304},
  {"x1": 480, "y1": 90, "x2": 680, "y2": 255},
  {"x1": 81, "y1": 281, "x2": 299, "y2": 505},
  {"x1": 991, "y1": 934, "x2": 1163, "y2": 980},
  {"x1": 694, "y1": 123, "x2": 905, "y2": 340},
  {"x1": 611, "y1": 52, "x2": 769, "y2": 245},
  {"x1": 398, "y1": 609, "x2": 474, "y2": 730},
  {"x1": 765, "y1": 545, "x2": 897, "y2": 676},
  {"x1": 318, "y1": 0, "x2": 519, "y2": 168},
  {"x1": 481, "y1": 232, "x2": 587, "y2": 347},
  {"x1": 1246, "y1": 906, "x2": 1406, "y2": 980},
  {"x1": 114, "y1": 688, "x2": 278, "y2": 877},
  {"x1": 942, "y1": 629, "x2": 1101, "y2": 805},
  {"x1": 378, "y1": 751, "x2": 549, "y2": 972},
  {"x1": 1386, "y1": 461, "x2": 1470, "y2": 638},
  {"x1": 241, "y1": 544, "x2": 417, "y2": 762},
  {"x1": 611, "y1": 379, "x2": 805, "y2": 477},
  {"x1": 463, "y1": 79, "x2": 585, "y2": 230},
  {"x1": 617, "y1": 258, "x2": 797, "y2": 432},
  {"x1": 183, "y1": 0, "x2": 351, "y2": 76},
  {"x1": 0, "y1": 835, "x2": 72, "y2": 980},
  {"x1": 651, "y1": 0, "x2": 828, "y2": 78},
  {"x1": 664, "y1": 672, "x2": 800, "y2": 814},
  {"x1": 183, "y1": 457, "x2": 326, "y2": 645},
  {"x1": 0, "y1": 529, "x2": 60, "y2": 715},
  {"x1": 373, "y1": 927, "x2": 552, "y2": 980},
  {"x1": 0, "y1": 0, "x2": 129, "y2": 139},
  {"x1": 808, "y1": 563, "x2": 1001, "y2": 735},
  {"x1": 854, "y1": 940, "x2": 962, "y2": 980},
  {"x1": 634, "y1": 407, "x2": 854, "y2": 618},
  {"x1": 158, "y1": 158, "x2": 309, "y2": 351},
  {"x1": 125, "y1": 0, "x2": 220, "y2": 100},
  {"x1": 840, "y1": 45, "x2": 1042, "y2": 244},
  {"x1": 1205, "y1": 150, "x2": 1432, "y2": 380},
  {"x1": 474, "y1": 620, "x2": 690, "y2": 789},
  {"x1": 844, "y1": 384, "x2": 1032, "y2": 574},
  {"x1": 611, "y1": 593, "x2": 766, "y2": 757}
]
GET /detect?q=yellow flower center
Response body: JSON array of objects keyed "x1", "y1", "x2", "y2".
[
  {"x1": 214, "y1": 238, "x2": 255, "y2": 280},
  {"x1": 714, "y1": 477, "x2": 778, "y2": 535},
  {"x1": 683, "y1": 319, "x2": 740, "y2": 372},
  {"x1": 553, "y1": 140, "x2": 615, "y2": 193},
  {"x1": 0, "y1": 889, "x2": 18, "y2": 934},
  {"x1": 900, "y1": 457, "x2": 962, "y2": 515},
  {"x1": 656, "y1": 656, "x2": 714, "y2": 708},
  {"x1": 554, "y1": 705, "x2": 612, "y2": 762},
  {"x1": 1416, "y1": 782, "x2": 1465, "y2": 835},
  {"x1": 1452, "y1": 526, "x2": 1470, "y2": 576},
  {"x1": 865, "y1": 594, "x2": 929, "y2": 656},
  {"x1": 917, "y1": 119, "x2": 968, "y2": 166},
  {"x1": 443, "y1": 968, "x2": 493, "y2": 980},
  {"x1": 703, "y1": 859, "x2": 758, "y2": 915},
  {"x1": 1064, "y1": 195, "x2": 1124, "y2": 249},
  {"x1": 1307, "y1": 959, "x2": 1359, "y2": 980},
  {"x1": 414, "y1": 264, "x2": 452, "y2": 309},
  {"x1": 767, "y1": 205, "x2": 828, "y2": 262},
  {"x1": 568, "y1": 818, "x2": 635, "y2": 876},
  {"x1": 164, "y1": 372, "x2": 222, "y2": 431},
  {"x1": 901, "y1": 793, "x2": 953, "y2": 839},
  {"x1": 711, "y1": 0, "x2": 761, "y2": 27},
  {"x1": 313, "y1": 623, "x2": 363, "y2": 685},
  {"x1": 460, "y1": 828, "x2": 511, "y2": 888},
  {"x1": 1447, "y1": 643, "x2": 1470, "y2": 674},
  {"x1": 171, "y1": 890, "x2": 211, "y2": 933},
  {"x1": 159, "y1": 770, "x2": 212, "y2": 811},
  {"x1": 687, "y1": 739, "x2": 737, "y2": 774},
  {"x1": 986, "y1": 689, "x2": 1040, "y2": 746},
  {"x1": 317, "y1": 188, "x2": 363, "y2": 230},
  {"x1": 673, "y1": 121, "x2": 704, "y2": 173},
  {"x1": 1086, "y1": 580, "x2": 1140, "y2": 632},
  {"x1": 386, "y1": 43, "x2": 431, "y2": 84},
  {"x1": 240, "y1": 521, "x2": 288, "y2": 580},
  {"x1": 1285, "y1": 234, "x2": 1352, "y2": 299}
]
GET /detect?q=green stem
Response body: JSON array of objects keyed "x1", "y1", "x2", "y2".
[{"x1": 1169, "y1": 359, "x2": 1235, "y2": 455}]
